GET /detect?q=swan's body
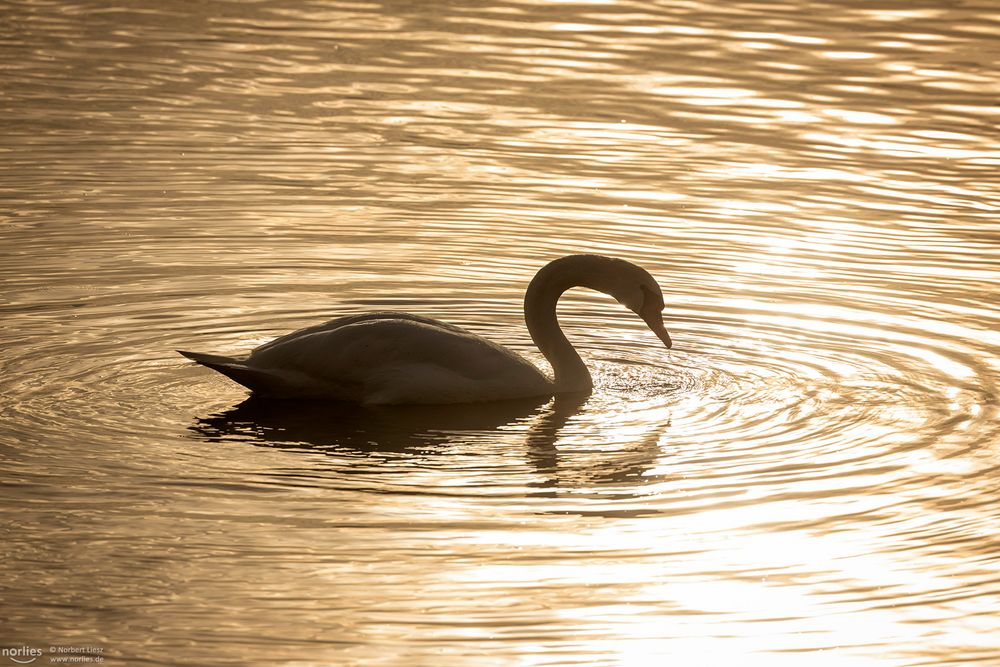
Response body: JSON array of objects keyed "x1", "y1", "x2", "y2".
[{"x1": 179, "y1": 254, "x2": 671, "y2": 405}]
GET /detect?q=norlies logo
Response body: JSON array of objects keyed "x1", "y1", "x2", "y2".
[{"x1": 1, "y1": 647, "x2": 42, "y2": 664}]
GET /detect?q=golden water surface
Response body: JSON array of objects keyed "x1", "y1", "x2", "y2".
[{"x1": 2, "y1": 1, "x2": 999, "y2": 665}]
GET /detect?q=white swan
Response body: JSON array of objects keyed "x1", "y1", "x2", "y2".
[{"x1": 178, "y1": 254, "x2": 672, "y2": 405}]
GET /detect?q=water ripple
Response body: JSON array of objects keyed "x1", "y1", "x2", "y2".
[{"x1": 2, "y1": 0, "x2": 1000, "y2": 664}]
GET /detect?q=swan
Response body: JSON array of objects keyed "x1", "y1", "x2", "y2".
[{"x1": 178, "y1": 254, "x2": 672, "y2": 405}]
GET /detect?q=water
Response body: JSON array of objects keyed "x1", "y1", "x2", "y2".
[{"x1": 2, "y1": 0, "x2": 999, "y2": 664}]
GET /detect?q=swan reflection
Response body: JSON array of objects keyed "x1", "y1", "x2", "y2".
[
  {"x1": 191, "y1": 395, "x2": 548, "y2": 452},
  {"x1": 190, "y1": 393, "x2": 670, "y2": 494}
]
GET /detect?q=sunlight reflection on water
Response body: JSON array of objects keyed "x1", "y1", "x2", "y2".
[{"x1": 1, "y1": 0, "x2": 999, "y2": 665}]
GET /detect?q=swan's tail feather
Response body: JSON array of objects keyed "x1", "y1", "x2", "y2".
[
  {"x1": 177, "y1": 350, "x2": 288, "y2": 395},
  {"x1": 177, "y1": 350, "x2": 244, "y2": 366}
]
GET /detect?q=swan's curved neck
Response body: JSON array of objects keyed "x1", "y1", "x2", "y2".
[{"x1": 523, "y1": 258, "x2": 595, "y2": 393}]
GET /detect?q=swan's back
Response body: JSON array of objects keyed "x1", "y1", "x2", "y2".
[{"x1": 252, "y1": 311, "x2": 469, "y2": 355}]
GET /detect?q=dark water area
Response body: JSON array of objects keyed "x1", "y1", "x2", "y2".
[{"x1": 2, "y1": 1, "x2": 999, "y2": 664}]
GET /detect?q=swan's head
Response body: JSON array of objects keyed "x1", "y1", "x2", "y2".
[
  {"x1": 528, "y1": 254, "x2": 673, "y2": 350},
  {"x1": 592, "y1": 256, "x2": 672, "y2": 350},
  {"x1": 637, "y1": 282, "x2": 672, "y2": 349},
  {"x1": 618, "y1": 271, "x2": 672, "y2": 350}
]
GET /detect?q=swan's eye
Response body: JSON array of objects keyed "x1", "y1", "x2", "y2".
[{"x1": 639, "y1": 284, "x2": 663, "y2": 312}]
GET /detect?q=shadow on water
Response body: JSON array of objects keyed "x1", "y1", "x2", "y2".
[
  {"x1": 189, "y1": 393, "x2": 671, "y2": 498},
  {"x1": 190, "y1": 394, "x2": 551, "y2": 453}
]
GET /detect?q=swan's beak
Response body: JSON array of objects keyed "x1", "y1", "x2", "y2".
[
  {"x1": 648, "y1": 317, "x2": 673, "y2": 349},
  {"x1": 640, "y1": 305, "x2": 672, "y2": 349}
]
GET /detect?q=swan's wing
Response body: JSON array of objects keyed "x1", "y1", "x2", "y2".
[
  {"x1": 247, "y1": 317, "x2": 550, "y2": 404},
  {"x1": 253, "y1": 311, "x2": 470, "y2": 355}
]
